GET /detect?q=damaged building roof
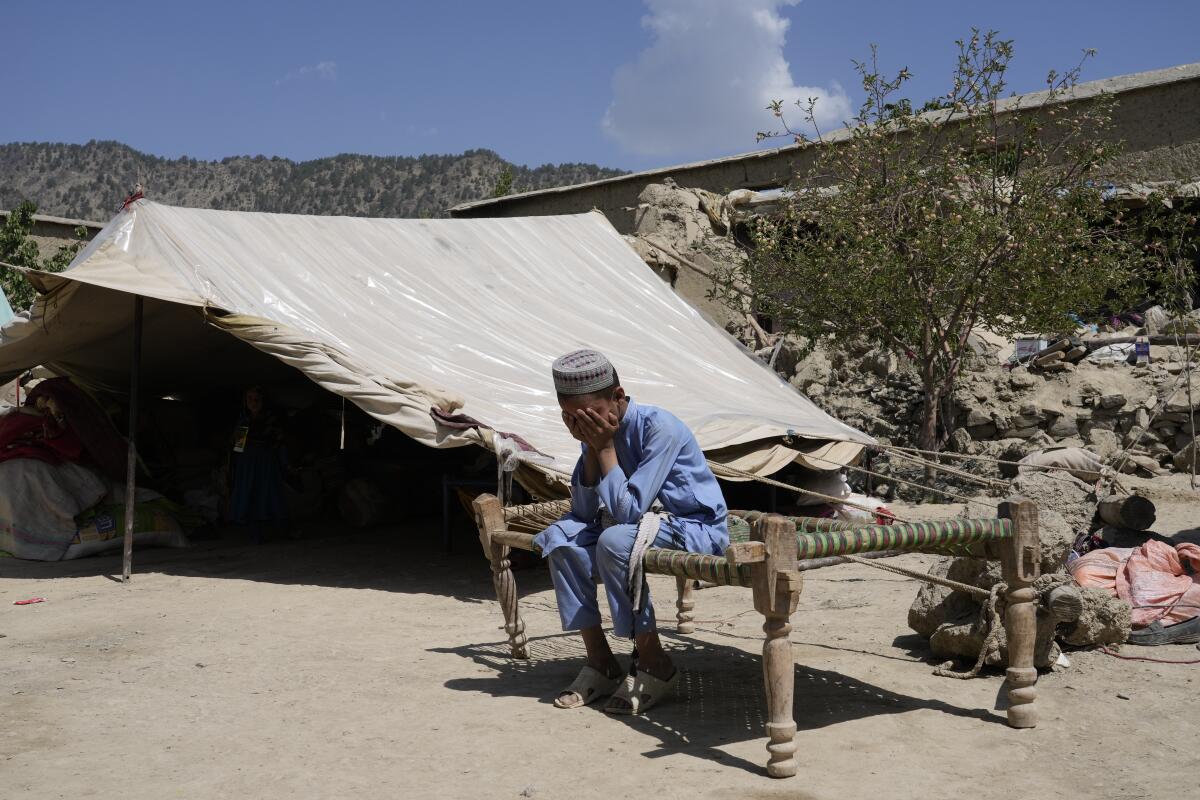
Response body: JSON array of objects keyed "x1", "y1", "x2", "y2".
[{"x1": 451, "y1": 61, "x2": 1200, "y2": 234}]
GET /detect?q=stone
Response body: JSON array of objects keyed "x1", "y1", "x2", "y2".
[
  {"x1": 1173, "y1": 439, "x2": 1199, "y2": 472},
  {"x1": 1149, "y1": 443, "x2": 1174, "y2": 461},
  {"x1": 907, "y1": 558, "x2": 980, "y2": 638},
  {"x1": 1143, "y1": 305, "x2": 1170, "y2": 335},
  {"x1": 1009, "y1": 370, "x2": 1040, "y2": 390},
  {"x1": 998, "y1": 440, "x2": 1032, "y2": 477},
  {"x1": 863, "y1": 349, "x2": 898, "y2": 379},
  {"x1": 947, "y1": 428, "x2": 975, "y2": 454},
  {"x1": 1164, "y1": 377, "x2": 1200, "y2": 413},
  {"x1": 1063, "y1": 346, "x2": 1088, "y2": 362},
  {"x1": 792, "y1": 351, "x2": 832, "y2": 390},
  {"x1": 1039, "y1": 362, "x2": 1074, "y2": 374},
  {"x1": 1086, "y1": 429, "x2": 1121, "y2": 461},
  {"x1": 1099, "y1": 393, "x2": 1127, "y2": 410},
  {"x1": 1034, "y1": 507, "x2": 1078, "y2": 573},
  {"x1": 966, "y1": 407, "x2": 992, "y2": 428},
  {"x1": 909, "y1": 557, "x2": 1060, "y2": 669},
  {"x1": 1060, "y1": 588, "x2": 1132, "y2": 648},
  {"x1": 1010, "y1": 470, "x2": 1097, "y2": 546},
  {"x1": 967, "y1": 423, "x2": 997, "y2": 440},
  {"x1": 1027, "y1": 431, "x2": 1057, "y2": 448},
  {"x1": 1123, "y1": 454, "x2": 1163, "y2": 476},
  {"x1": 1047, "y1": 413, "x2": 1079, "y2": 439}
]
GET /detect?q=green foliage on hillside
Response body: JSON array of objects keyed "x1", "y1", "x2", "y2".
[{"x1": 0, "y1": 141, "x2": 626, "y2": 221}]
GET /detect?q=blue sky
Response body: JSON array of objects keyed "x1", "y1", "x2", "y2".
[{"x1": 6, "y1": 1, "x2": 1199, "y2": 172}]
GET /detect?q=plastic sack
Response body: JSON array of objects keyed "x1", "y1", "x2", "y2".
[
  {"x1": 64, "y1": 503, "x2": 188, "y2": 560},
  {"x1": 835, "y1": 492, "x2": 894, "y2": 524},
  {"x1": 1019, "y1": 447, "x2": 1104, "y2": 483},
  {"x1": 1071, "y1": 540, "x2": 1200, "y2": 627},
  {"x1": 1087, "y1": 343, "x2": 1134, "y2": 363},
  {"x1": 791, "y1": 469, "x2": 851, "y2": 507}
]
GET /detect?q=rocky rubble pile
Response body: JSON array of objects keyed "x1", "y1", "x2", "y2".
[
  {"x1": 619, "y1": 178, "x2": 1200, "y2": 481},
  {"x1": 907, "y1": 471, "x2": 1133, "y2": 668},
  {"x1": 774, "y1": 333, "x2": 1200, "y2": 482}
]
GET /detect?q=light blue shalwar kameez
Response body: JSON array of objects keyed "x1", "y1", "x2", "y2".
[{"x1": 533, "y1": 398, "x2": 728, "y2": 639}]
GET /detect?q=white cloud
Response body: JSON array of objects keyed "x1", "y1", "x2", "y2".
[
  {"x1": 275, "y1": 60, "x2": 338, "y2": 87},
  {"x1": 602, "y1": 0, "x2": 851, "y2": 158}
]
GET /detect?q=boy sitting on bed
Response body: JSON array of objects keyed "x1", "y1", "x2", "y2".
[{"x1": 534, "y1": 349, "x2": 728, "y2": 714}]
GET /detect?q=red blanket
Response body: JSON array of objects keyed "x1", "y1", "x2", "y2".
[{"x1": 0, "y1": 410, "x2": 84, "y2": 466}]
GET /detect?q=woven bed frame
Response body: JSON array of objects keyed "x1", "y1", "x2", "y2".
[{"x1": 472, "y1": 494, "x2": 1042, "y2": 778}]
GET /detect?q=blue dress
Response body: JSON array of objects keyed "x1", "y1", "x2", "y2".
[{"x1": 229, "y1": 413, "x2": 288, "y2": 527}]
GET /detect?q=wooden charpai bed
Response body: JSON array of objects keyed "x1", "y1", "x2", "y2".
[{"x1": 471, "y1": 494, "x2": 1042, "y2": 778}]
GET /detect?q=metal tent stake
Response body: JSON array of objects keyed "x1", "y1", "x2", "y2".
[{"x1": 122, "y1": 296, "x2": 143, "y2": 583}]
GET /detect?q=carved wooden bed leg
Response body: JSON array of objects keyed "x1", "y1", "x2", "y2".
[
  {"x1": 751, "y1": 514, "x2": 802, "y2": 778},
  {"x1": 675, "y1": 576, "x2": 695, "y2": 634},
  {"x1": 999, "y1": 498, "x2": 1040, "y2": 728},
  {"x1": 473, "y1": 494, "x2": 529, "y2": 659}
]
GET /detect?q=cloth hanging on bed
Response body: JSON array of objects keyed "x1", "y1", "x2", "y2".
[{"x1": 24, "y1": 378, "x2": 128, "y2": 479}]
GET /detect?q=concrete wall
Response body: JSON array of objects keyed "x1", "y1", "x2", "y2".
[
  {"x1": 0, "y1": 211, "x2": 103, "y2": 261},
  {"x1": 452, "y1": 63, "x2": 1200, "y2": 234}
]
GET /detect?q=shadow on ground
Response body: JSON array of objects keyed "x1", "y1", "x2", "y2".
[
  {"x1": 431, "y1": 630, "x2": 1002, "y2": 777},
  {"x1": 0, "y1": 519, "x2": 549, "y2": 603}
]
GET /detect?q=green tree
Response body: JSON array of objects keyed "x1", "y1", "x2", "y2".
[
  {"x1": 0, "y1": 201, "x2": 89, "y2": 311},
  {"x1": 491, "y1": 165, "x2": 515, "y2": 198},
  {"x1": 715, "y1": 30, "x2": 1143, "y2": 451}
]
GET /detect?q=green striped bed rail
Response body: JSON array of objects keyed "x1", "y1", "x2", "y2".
[{"x1": 642, "y1": 517, "x2": 1013, "y2": 587}]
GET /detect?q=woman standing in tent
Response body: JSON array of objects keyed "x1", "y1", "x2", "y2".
[{"x1": 228, "y1": 387, "x2": 289, "y2": 541}]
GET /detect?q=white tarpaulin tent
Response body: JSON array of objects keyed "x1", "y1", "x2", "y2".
[{"x1": 0, "y1": 200, "x2": 870, "y2": 482}]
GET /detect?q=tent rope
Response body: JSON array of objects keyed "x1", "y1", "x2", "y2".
[
  {"x1": 869, "y1": 446, "x2": 1008, "y2": 488},
  {"x1": 798, "y1": 452, "x2": 994, "y2": 509},
  {"x1": 933, "y1": 583, "x2": 1006, "y2": 679},
  {"x1": 706, "y1": 460, "x2": 909, "y2": 522},
  {"x1": 834, "y1": 553, "x2": 1005, "y2": 679},
  {"x1": 872, "y1": 443, "x2": 1107, "y2": 486},
  {"x1": 838, "y1": 554, "x2": 992, "y2": 599}
]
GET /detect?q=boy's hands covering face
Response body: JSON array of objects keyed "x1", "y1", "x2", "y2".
[
  {"x1": 562, "y1": 410, "x2": 586, "y2": 443},
  {"x1": 562, "y1": 407, "x2": 619, "y2": 451}
]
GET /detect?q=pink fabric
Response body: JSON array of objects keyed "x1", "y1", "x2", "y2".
[{"x1": 1070, "y1": 541, "x2": 1200, "y2": 627}]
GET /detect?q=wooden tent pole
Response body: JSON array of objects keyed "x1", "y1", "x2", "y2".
[{"x1": 122, "y1": 296, "x2": 144, "y2": 583}]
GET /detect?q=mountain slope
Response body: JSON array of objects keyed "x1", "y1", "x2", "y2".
[{"x1": 0, "y1": 141, "x2": 627, "y2": 221}]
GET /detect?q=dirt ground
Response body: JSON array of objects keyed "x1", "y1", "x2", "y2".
[{"x1": 3, "y1": 490, "x2": 1199, "y2": 800}]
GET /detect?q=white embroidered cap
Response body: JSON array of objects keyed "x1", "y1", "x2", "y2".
[{"x1": 552, "y1": 349, "x2": 615, "y2": 396}]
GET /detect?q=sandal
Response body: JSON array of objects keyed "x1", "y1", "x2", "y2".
[
  {"x1": 1126, "y1": 616, "x2": 1200, "y2": 646},
  {"x1": 603, "y1": 668, "x2": 679, "y2": 715},
  {"x1": 553, "y1": 665, "x2": 622, "y2": 709}
]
